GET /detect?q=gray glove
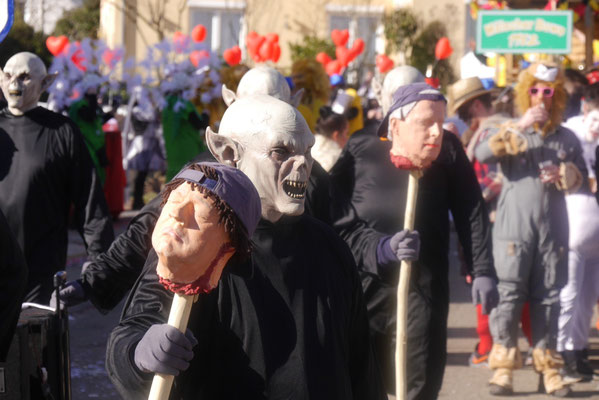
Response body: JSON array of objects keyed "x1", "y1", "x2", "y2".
[
  {"x1": 471, "y1": 276, "x2": 499, "y2": 315},
  {"x1": 389, "y1": 230, "x2": 420, "y2": 262},
  {"x1": 49, "y1": 279, "x2": 87, "y2": 309},
  {"x1": 134, "y1": 324, "x2": 198, "y2": 376}
]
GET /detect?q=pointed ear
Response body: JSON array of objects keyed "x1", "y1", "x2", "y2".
[
  {"x1": 41, "y1": 72, "x2": 58, "y2": 92},
  {"x1": 221, "y1": 84, "x2": 237, "y2": 107},
  {"x1": 371, "y1": 77, "x2": 383, "y2": 108},
  {"x1": 206, "y1": 127, "x2": 242, "y2": 167},
  {"x1": 290, "y1": 88, "x2": 304, "y2": 108}
]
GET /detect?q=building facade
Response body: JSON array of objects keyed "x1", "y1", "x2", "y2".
[{"x1": 99, "y1": 0, "x2": 467, "y2": 75}]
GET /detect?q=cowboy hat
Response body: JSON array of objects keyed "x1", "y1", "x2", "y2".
[{"x1": 448, "y1": 77, "x2": 494, "y2": 116}]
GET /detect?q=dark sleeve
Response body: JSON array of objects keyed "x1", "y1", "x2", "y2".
[
  {"x1": 446, "y1": 133, "x2": 496, "y2": 279},
  {"x1": 0, "y1": 209, "x2": 27, "y2": 361},
  {"x1": 305, "y1": 161, "x2": 332, "y2": 225},
  {"x1": 67, "y1": 121, "x2": 115, "y2": 257},
  {"x1": 329, "y1": 139, "x2": 388, "y2": 280},
  {"x1": 335, "y1": 236, "x2": 386, "y2": 400},
  {"x1": 596, "y1": 145, "x2": 599, "y2": 205},
  {"x1": 106, "y1": 250, "x2": 172, "y2": 400},
  {"x1": 81, "y1": 195, "x2": 162, "y2": 313}
]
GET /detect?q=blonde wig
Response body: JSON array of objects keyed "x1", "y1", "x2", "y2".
[{"x1": 514, "y1": 64, "x2": 567, "y2": 136}]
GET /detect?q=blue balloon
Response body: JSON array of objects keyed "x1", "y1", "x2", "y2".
[{"x1": 330, "y1": 74, "x2": 344, "y2": 86}]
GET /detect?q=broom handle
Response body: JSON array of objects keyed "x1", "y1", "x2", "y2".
[
  {"x1": 395, "y1": 171, "x2": 420, "y2": 400},
  {"x1": 148, "y1": 293, "x2": 196, "y2": 400}
]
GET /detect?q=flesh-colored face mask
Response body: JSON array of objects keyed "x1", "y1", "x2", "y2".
[
  {"x1": 1, "y1": 53, "x2": 51, "y2": 116},
  {"x1": 152, "y1": 182, "x2": 233, "y2": 288},
  {"x1": 390, "y1": 100, "x2": 445, "y2": 169}
]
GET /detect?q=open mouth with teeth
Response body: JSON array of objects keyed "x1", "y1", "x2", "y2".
[
  {"x1": 8, "y1": 90, "x2": 22, "y2": 97},
  {"x1": 283, "y1": 179, "x2": 307, "y2": 199}
]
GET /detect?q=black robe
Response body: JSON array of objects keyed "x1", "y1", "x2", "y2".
[
  {"x1": 80, "y1": 154, "x2": 337, "y2": 313},
  {"x1": 0, "y1": 106, "x2": 114, "y2": 302},
  {"x1": 0, "y1": 208, "x2": 27, "y2": 361},
  {"x1": 106, "y1": 215, "x2": 385, "y2": 400},
  {"x1": 330, "y1": 128, "x2": 495, "y2": 397}
]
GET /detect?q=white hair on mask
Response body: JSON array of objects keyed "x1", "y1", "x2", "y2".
[
  {"x1": 218, "y1": 94, "x2": 310, "y2": 145},
  {"x1": 236, "y1": 66, "x2": 291, "y2": 103},
  {"x1": 381, "y1": 66, "x2": 425, "y2": 114},
  {"x1": 4, "y1": 52, "x2": 47, "y2": 78},
  {"x1": 387, "y1": 101, "x2": 417, "y2": 140}
]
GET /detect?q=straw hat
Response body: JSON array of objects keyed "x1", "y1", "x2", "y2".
[{"x1": 448, "y1": 77, "x2": 494, "y2": 116}]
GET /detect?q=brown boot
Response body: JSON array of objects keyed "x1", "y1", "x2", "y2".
[
  {"x1": 488, "y1": 344, "x2": 522, "y2": 396},
  {"x1": 532, "y1": 348, "x2": 572, "y2": 397}
]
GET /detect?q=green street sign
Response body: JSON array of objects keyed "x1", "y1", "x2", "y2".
[{"x1": 477, "y1": 10, "x2": 572, "y2": 54}]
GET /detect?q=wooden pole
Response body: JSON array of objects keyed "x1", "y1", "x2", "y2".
[
  {"x1": 148, "y1": 293, "x2": 197, "y2": 400},
  {"x1": 395, "y1": 170, "x2": 420, "y2": 400},
  {"x1": 585, "y1": 4, "x2": 595, "y2": 70}
]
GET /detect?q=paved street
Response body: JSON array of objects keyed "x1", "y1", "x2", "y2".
[{"x1": 65, "y1": 214, "x2": 599, "y2": 399}]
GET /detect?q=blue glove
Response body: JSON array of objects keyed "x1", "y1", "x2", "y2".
[
  {"x1": 134, "y1": 324, "x2": 198, "y2": 376},
  {"x1": 472, "y1": 276, "x2": 499, "y2": 315},
  {"x1": 377, "y1": 230, "x2": 421, "y2": 267},
  {"x1": 49, "y1": 279, "x2": 87, "y2": 309}
]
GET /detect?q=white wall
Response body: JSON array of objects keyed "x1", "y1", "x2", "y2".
[{"x1": 24, "y1": 0, "x2": 82, "y2": 34}]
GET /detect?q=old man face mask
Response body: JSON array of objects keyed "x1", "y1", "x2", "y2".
[
  {"x1": 1, "y1": 52, "x2": 54, "y2": 116},
  {"x1": 152, "y1": 181, "x2": 232, "y2": 286},
  {"x1": 207, "y1": 95, "x2": 315, "y2": 222}
]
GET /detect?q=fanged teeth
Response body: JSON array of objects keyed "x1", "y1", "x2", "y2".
[{"x1": 283, "y1": 180, "x2": 307, "y2": 199}]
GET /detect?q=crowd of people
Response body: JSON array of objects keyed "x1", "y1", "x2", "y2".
[{"x1": 0, "y1": 47, "x2": 598, "y2": 400}]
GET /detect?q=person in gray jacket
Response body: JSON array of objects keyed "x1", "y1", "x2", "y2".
[{"x1": 475, "y1": 63, "x2": 587, "y2": 397}]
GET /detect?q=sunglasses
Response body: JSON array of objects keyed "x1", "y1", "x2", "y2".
[{"x1": 528, "y1": 87, "x2": 554, "y2": 97}]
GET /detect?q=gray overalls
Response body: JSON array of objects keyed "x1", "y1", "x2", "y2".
[{"x1": 475, "y1": 124, "x2": 586, "y2": 350}]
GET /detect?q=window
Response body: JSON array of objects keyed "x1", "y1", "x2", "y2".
[{"x1": 189, "y1": 1, "x2": 245, "y2": 53}]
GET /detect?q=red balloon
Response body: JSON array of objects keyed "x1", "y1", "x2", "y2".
[
  {"x1": 223, "y1": 46, "x2": 242, "y2": 66},
  {"x1": 258, "y1": 41, "x2": 274, "y2": 62},
  {"x1": 315, "y1": 52, "x2": 331, "y2": 66},
  {"x1": 435, "y1": 37, "x2": 453, "y2": 60},
  {"x1": 265, "y1": 33, "x2": 279, "y2": 43},
  {"x1": 336, "y1": 46, "x2": 351, "y2": 67},
  {"x1": 191, "y1": 24, "x2": 207, "y2": 42},
  {"x1": 271, "y1": 43, "x2": 281, "y2": 63},
  {"x1": 376, "y1": 54, "x2": 394, "y2": 74},
  {"x1": 325, "y1": 60, "x2": 342, "y2": 76},
  {"x1": 245, "y1": 31, "x2": 265, "y2": 59},
  {"x1": 70, "y1": 43, "x2": 86, "y2": 72},
  {"x1": 331, "y1": 29, "x2": 349, "y2": 47},
  {"x1": 102, "y1": 49, "x2": 121, "y2": 69},
  {"x1": 46, "y1": 35, "x2": 69, "y2": 56},
  {"x1": 425, "y1": 77, "x2": 440, "y2": 88},
  {"x1": 350, "y1": 38, "x2": 365, "y2": 57},
  {"x1": 190, "y1": 50, "x2": 210, "y2": 67}
]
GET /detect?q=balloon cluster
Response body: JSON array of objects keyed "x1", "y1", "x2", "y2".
[
  {"x1": 125, "y1": 31, "x2": 222, "y2": 112},
  {"x1": 245, "y1": 31, "x2": 281, "y2": 64},
  {"x1": 315, "y1": 29, "x2": 365, "y2": 76},
  {"x1": 46, "y1": 37, "x2": 124, "y2": 111}
]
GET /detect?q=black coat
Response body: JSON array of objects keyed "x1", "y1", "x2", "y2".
[
  {"x1": 106, "y1": 215, "x2": 385, "y2": 400},
  {"x1": 0, "y1": 107, "x2": 114, "y2": 302},
  {"x1": 81, "y1": 153, "x2": 336, "y2": 312},
  {"x1": 329, "y1": 127, "x2": 495, "y2": 395},
  {"x1": 0, "y1": 208, "x2": 27, "y2": 361}
]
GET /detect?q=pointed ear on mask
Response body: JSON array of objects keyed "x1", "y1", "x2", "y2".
[
  {"x1": 206, "y1": 127, "x2": 242, "y2": 167},
  {"x1": 41, "y1": 72, "x2": 58, "y2": 93},
  {"x1": 221, "y1": 84, "x2": 237, "y2": 107},
  {"x1": 290, "y1": 88, "x2": 304, "y2": 108},
  {"x1": 371, "y1": 77, "x2": 383, "y2": 108}
]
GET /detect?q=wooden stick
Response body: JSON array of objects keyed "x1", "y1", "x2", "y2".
[
  {"x1": 395, "y1": 170, "x2": 420, "y2": 400},
  {"x1": 148, "y1": 292, "x2": 197, "y2": 400}
]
